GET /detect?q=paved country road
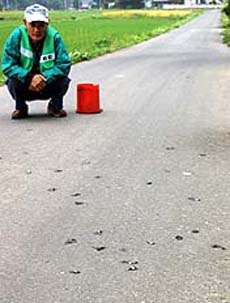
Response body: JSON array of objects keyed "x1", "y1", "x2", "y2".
[{"x1": 0, "y1": 9, "x2": 230, "y2": 303}]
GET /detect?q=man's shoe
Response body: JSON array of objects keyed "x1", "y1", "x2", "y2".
[
  {"x1": 47, "y1": 103, "x2": 67, "y2": 118},
  {"x1": 11, "y1": 107, "x2": 28, "y2": 119}
]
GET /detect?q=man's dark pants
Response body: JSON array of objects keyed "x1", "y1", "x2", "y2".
[{"x1": 6, "y1": 77, "x2": 70, "y2": 110}]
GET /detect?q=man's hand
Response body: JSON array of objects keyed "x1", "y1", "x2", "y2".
[{"x1": 29, "y1": 74, "x2": 47, "y2": 92}]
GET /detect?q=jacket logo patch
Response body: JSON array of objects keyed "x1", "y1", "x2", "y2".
[{"x1": 40, "y1": 53, "x2": 55, "y2": 63}]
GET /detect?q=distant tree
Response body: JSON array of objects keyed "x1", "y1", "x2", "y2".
[
  {"x1": 17, "y1": 0, "x2": 34, "y2": 9},
  {"x1": 115, "y1": 0, "x2": 145, "y2": 8},
  {"x1": 37, "y1": 0, "x2": 49, "y2": 6},
  {"x1": 73, "y1": 0, "x2": 79, "y2": 8},
  {"x1": 47, "y1": 0, "x2": 64, "y2": 9},
  {"x1": 170, "y1": 0, "x2": 183, "y2": 4},
  {"x1": 0, "y1": 0, "x2": 76, "y2": 9},
  {"x1": 223, "y1": 0, "x2": 230, "y2": 17}
]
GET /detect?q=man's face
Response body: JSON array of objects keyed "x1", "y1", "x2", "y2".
[{"x1": 24, "y1": 20, "x2": 48, "y2": 42}]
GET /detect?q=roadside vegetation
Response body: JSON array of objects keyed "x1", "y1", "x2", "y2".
[
  {"x1": 222, "y1": 1, "x2": 230, "y2": 46},
  {"x1": 0, "y1": 9, "x2": 202, "y2": 85}
]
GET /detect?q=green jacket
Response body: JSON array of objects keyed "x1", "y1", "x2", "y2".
[
  {"x1": 19, "y1": 25, "x2": 57, "y2": 73},
  {"x1": 1, "y1": 25, "x2": 71, "y2": 84}
]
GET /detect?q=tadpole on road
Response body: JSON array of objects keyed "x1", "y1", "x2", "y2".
[
  {"x1": 54, "y1": 169, "x2": 63, "y2": 173},
  {"x1": 199, "y1": 153, "x2": 207, "y2": 157},
  {"x1": 175, "y1": 235, "x2": 183, "y2": 241},
  {"x1": 128, "y1": 265, "x2": 138, "y2": 271},
  {"x1": 212, "y1": 244, "x2": 227, "y2": 251},
  {"x1": 146, "y1": 240, "x2": 156, "y2": 246},
  {"x1": 65, "y1": 238, "x2": 77, "y2": 245},
  {"x1": 92, "y1": 246, "x2": 106, "y2": 252},
  {"x1": 121, "y1": 260, "x2": 138, "y2": 265},
  {"x1": 121, "y1": 260, "x2": 139, "y2": 271},
  {"x1": 48, "y1": 187, "x2": 57, "y2": 192},
  {"x1": 69, "y1": 270, "x2": 81, "y2": 275},
  {"x1": 192, "y1": 230, "x2": 200, "y2": 234},
  {"x1": 75, "y1": 201, "x2": 85, "y2": 206},
  {"x1": 71, "y1": 193, "x2": 81, "y2": 197},
  {"x1": 188, "y1": 196, "x2": 201, "y2": 202}
]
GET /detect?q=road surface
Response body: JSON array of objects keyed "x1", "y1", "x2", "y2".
[{"x1": 0, "y1": 9, "x2": 230, "y2": 303}]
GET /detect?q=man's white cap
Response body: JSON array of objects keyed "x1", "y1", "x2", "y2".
[{"x1": 24, "y1": 4, "x2": 49, "y2": 23}]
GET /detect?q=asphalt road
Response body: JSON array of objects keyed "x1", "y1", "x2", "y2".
[{"x1": 0, "y1": 9, "x2": 230, "y2": 303}]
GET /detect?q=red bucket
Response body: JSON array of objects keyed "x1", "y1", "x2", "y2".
[{"x1": 76, "y1": 83, "x2": 102, "y2": 114}]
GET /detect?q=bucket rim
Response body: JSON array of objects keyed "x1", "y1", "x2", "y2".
[{"x1": 77, "y1": 83, "x2": 99, "y2": 90}]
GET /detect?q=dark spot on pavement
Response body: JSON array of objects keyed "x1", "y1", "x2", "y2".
[
  {"x1": 54, "y1": 169, "x2": 63, "y2": 173},
  {"x1": 27, "y1": 128, "x2": 33, "y2": 131},
  {"x1": 212, "y1": 244, "x2": 226, "y2": 251},
  {"x1": 192, "y1": 230, "x2": 200, "y2": 234},
  {"x1": 175, "y1": 235, "x2": 183, "y2": 241},
  {"x1": 71, "y1": 193, "x2": 81, "y2": 197},
  {"x1": 82, "y1": 160, "x2": 91, "y2": 165},
  {"x1": 95, "y1": 175, "x2": 102, "y2": 179},
  {"x1": 199, "y1": 153, "x2": 207, "y2": 157},
  {"x1": 166, "y1": 147, "x2": 175, "y2": 151},
  {"x1": 119, "y1": 248, "x2": 127, "y2": 252},
  {"x1": 48, "y1": 187, "x2": 57, "y2": 192},
  {"x1": 164, "y1": 169, "x2": 171, "y2": 173},
  {"x1": 146, "y1": 240, "x2": 156, "y2": 246},
  {"x1": 69, "y1": 270, "x2": 81, "y2": 275},
  {"x1": 65, "y1": 238, "x2": 77, "y2": 245},
  {"x1": 75, "y1": 201, "x2": 85, "y2": 206},
  {"x1": 93, "y1": 230, "x2": 103, "y2": 236},
  {"x1": 188, "y1": 196, "x2": 201, "y2": 202},
  {"x1": 121, "y1": 260, "x2": 138, "y2": 265},
  {"x1": 128, "y1": 265, "x2": 138, "y2": 271},
  {"x1": 147, "y1": 181, "x2": 152, "y2": 185},
  {"x1": 92, "y1": 246, "x2": 106, "y2": 252}
]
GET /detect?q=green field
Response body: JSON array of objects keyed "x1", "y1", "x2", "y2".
[{"x1": 0, "y1": 9, "x2": 202, "y2": 85}]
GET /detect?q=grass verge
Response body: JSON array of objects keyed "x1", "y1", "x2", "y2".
[{"x1": 221, "y1": 13, "x2": 230, "y2": 46}]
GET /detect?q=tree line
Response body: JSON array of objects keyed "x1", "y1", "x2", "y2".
[
  {"x1": 0, "y1": 0, "x2": 146, "y2": 10},
  {"x1": 0, "y1": 0, "x2": 78, "y2": 10}
]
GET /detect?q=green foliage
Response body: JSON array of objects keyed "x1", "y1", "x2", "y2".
[
  {"x1": 222, "y1": 13, "x2": 230, "y2": 46},
  {"x1": 69, "y1": 50, "x2": 90, "y2": 62},
  {"x1": 223, "y1": 0, "x2": 230, "y2": 18}
]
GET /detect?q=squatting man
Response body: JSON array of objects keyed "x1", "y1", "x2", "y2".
[{"x1": 1, "y1": 3, "x2": 71, "y2": 119}]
